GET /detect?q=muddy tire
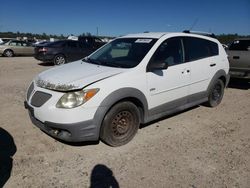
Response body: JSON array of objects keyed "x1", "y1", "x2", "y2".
[
  {"x1": 205, "y1": 79, "x2": 225, "y2": 107},
  {"x1": 100, "y1": 102, "x2": 140, "y2": 147}
]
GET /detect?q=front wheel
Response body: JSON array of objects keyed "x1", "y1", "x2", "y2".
[
  {"x1": 3, "y1": 49, "x2": 14, "y2": 57},
  {"x1": 54, "y1": 54, "x2": 66, "y2": 65},
  {"x1": 100, "y1": 102, "x2": 140, "y2": 147},
  {"x1": 205, "y1": 79, "x2": 225, "y2": 107}
]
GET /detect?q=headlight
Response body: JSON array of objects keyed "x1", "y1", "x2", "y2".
[{"x1": 56, "y1": 88, "x2": 99, "y2": 109}]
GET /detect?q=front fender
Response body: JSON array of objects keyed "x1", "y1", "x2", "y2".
[{"x1": 92, "y1": 87, "x2": 148, "y2": 136}]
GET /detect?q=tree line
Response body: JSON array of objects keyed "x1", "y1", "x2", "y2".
[
  {"x1": 0, "y1": 31, "x2": 249, "y2": 44},
  {"x1": 0, "y1": 31, "x2": 66, "y2": 40},
  {"x1": 217, "y1": 34, "x2": 250, "y2": 45}
]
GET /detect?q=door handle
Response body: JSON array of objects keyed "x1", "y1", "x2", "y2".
[
  {"x1": 233, "y1": 56, "x2": 240, "y2": 59},
  {"x1": 210, "y1": 63, "x2": 216, "y2": 67}
]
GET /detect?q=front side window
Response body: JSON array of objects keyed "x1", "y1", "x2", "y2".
[
  {"x1": 184, "y1": 37, "x2": 218, "y2": 62},
  {"x1": 150, "y1": 37, "x2": 184, "y2": 67},
  {"x1": 86, "y1": 38, "x2": 157, "y2": 68},
  {"x1": 10, "y1": 41, "x2": 22, "y2": 46}
]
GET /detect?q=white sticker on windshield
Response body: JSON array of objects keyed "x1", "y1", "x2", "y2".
[{"x1": 135, "y1": 39, "x2": 152, "y2": 43}]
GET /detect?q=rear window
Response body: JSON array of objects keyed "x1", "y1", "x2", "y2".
[
  {"x1": 184, "y1": 37, "x2": 219, "y2": 62},
  {"x1": 229, "y1": 40, "x2": 250, "y2": 51}
]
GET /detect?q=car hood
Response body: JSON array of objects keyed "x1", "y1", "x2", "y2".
[{"x1": 35, "y1": 60, "x2": 125, "y2": 91}]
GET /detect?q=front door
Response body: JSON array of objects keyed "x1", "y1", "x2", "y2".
[{"x1": 146, "y1": 37, "x2": 190, "y2": 114}]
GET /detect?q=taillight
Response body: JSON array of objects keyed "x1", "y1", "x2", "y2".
[{"x1": 38, "y1": 47, "x2": 48, "y2": 52}]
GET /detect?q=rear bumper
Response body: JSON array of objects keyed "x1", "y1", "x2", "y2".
[
  {"x1": 24, "y1": 101, "x2": 99, "y2": 142},
  {"x1": 34, "y1": 53, "x2": 54, "y2": 62}
]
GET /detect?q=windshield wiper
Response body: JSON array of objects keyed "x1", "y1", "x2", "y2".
[
  {"x1": 83, "y1": 58, "x2": 123, "y2": 68},
  {"x1": 104, "y1": 62, "x2": 123, "y2": 68},
  {"x1": 83, "y1": 57, "x2": 102, "y2": 65}
]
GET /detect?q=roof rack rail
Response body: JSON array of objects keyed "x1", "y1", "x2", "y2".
[{"x1": 183, "y1": 30, "x2": 217, "y2": 38}]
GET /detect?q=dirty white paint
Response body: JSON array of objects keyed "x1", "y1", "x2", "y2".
[{"x1": 36, "y1": 60, "x2": 125, "y2": 91}]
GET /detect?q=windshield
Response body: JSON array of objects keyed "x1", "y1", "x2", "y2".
[{"x1": 85, "y1": 38, "x2": 157, "y2": 68}]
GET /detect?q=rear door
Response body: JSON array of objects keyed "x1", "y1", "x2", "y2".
[
  {"x1": 183, "y1": 37, "x2": 219, "y2": 95},
  {"x1": 21, "y1": 41, "x2": 34, "y2": 55}
]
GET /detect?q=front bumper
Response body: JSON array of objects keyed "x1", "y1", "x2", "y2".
[{"x1": 24, "y1": 101, "x2": 100, "y2": 142}]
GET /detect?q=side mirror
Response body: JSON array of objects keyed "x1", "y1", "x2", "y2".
[{"x1": 147, "y1": 61, "x2": 168, "y2": 72}]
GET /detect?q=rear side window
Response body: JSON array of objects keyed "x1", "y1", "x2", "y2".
[
  {"x1": 67, "y1": 41, "x2": 78, "y2": 48},
  {"x1": 184, "y1": 37, "x2": 219, "y2": 62},
  {"x1": 49, "y1": 41, "x2": 66, "y2": 47},
  {"x1": 229, "y1": 40, "x2": 250, "y2": 51}
]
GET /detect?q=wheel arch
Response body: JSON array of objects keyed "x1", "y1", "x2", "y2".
[
  {"x1": 207, "y1": 69, "x2": 228, "y2": 93},
  {"x1": 54, "y1": 53, "x2": 67, "y2": 62},
  {"x1": 54, "y1": 53, "x2": 66, "y2": 58},
  {"x1": 93, "y1": 87, "x2": 148, "y2": 137}
]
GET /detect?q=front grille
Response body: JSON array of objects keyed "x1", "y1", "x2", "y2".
[
  {"x1": 31, "y1": 91, "x2": 52, "y2": 107},
  {"x1": 27, "y1": 82, "x2": 34, "y2": 100}
]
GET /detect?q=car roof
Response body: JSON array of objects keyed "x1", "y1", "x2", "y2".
[
  {"x1": 120, "y1": 32, "x2": 218, "y2": 42},
  {"x1": 122, "y1": 32, "x2": 168, "y2": 39}
]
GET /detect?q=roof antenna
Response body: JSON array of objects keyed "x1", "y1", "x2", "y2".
[{"x1": 189, "y1": 18, "x2": 199, "y2": 30}]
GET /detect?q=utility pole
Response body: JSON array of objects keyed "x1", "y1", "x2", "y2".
[{"x1": 96, "y1": 27, "x2": 99, "y2": 36}]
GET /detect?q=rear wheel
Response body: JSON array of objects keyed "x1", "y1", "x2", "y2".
[
  {"x1": 100, "y1": 102, "x2": 140, "y2": 147},
  {"x1": 3, "y1": 49, "x2": 14, "y2": 57},
  {"x1": 205, "y1": 79, "x2": 225, "y2": 107},
  {"x1": 54, "y1": 54, "x2": 66, "y2": 65}
]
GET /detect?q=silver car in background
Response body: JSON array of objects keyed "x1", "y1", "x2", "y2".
[
  {"x1": 0, "y1": 39, "x2": 34, "y2": 57},
  {"x1": 227, "y1": 38, "x2": 250, "y2": 78}
]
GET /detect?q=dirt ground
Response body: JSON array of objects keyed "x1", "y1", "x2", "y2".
[{"x1": 0, "y1": 57, "x2": 249, "y2": 188}]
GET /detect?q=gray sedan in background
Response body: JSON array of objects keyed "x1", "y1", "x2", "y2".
[{"x1": 0, "y1": 40, "x2": 34, "y2": 57}]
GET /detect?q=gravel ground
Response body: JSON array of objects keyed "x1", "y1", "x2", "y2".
[{"x1": 0, "y1": 57, "x2": 249, "y2": 188}]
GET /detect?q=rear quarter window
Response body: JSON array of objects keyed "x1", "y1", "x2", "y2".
[{"x1": 184, "y1": 37, "x2": 219, "y2": 62}]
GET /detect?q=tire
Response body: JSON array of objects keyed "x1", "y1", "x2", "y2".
[
  {"x1": 205, "y1": 79, "x2": 225, "y2": 107},
  {"x1": 53, "y1": 54, "x2": 66, "y2": 65},
  {"x1": 100, "y1": 101, "x2": 140, "y2": 147},
  {"x1": 3, "y1": 49, "x2": 14, "y2": 57}
]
